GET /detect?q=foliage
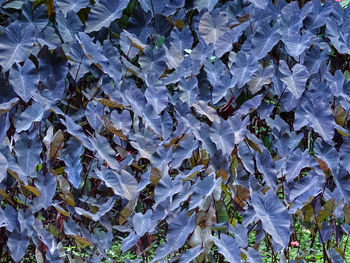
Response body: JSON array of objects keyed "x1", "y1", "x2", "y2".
[{"x1": 0, "y1": 0, "x2": 350, "y2": 262}]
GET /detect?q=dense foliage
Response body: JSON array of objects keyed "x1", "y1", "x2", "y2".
[{"x1": 0, "y1": 0, "x2": 350, "y2": 262}]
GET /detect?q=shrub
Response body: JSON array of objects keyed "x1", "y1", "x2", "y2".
[{"x1": 0, "y1": 0, "x2": 350, "y2": 262}]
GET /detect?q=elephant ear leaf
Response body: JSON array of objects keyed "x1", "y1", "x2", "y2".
[
  {"x1": 279, "y1": 60, "x2": 309, "y2": 100},
  {"x1": 96, "y1": 167, "x2": 138, "y2": 200},
  {"x1": 252, "y1": 190, "x2": 292, "y2": 248},
  {"x1": 328, "y1": 248, "x2": 346, "y2": 263},
  {"x1": 210, "y1": 118, "x2": 235, "y2": 156},
  {"x1": 198, "y1": 11, "x2": 228, "y2": 46},
  {"x1": 34, "y1": 172, "x2": 57, "y2": 210},
  {"x1": 8, "y1": 230, "x2": 30, "y2": 263},
  {"x1": 178, "y1": 245, "x2": 204, "y2": 263},
  {"x1": 9, "y1": 60, "x2": 39, "y2": 103},
  {"x1": 212, "y1": 234, "x2": 241, "y2": 263},
  {"x1": 55, "y1": 0, "x2": 89, "y2": 16},
  {"x1": 252, "y1": 22, "x2": 279, "y2": 60},
  {"x1": 85, "y1": 0, "x2": 129, "y2": 33},
  {"x1": 294, "y1": 95, "x2": 335, "y2": 145},
  {"x1": 0, "y1": 21, "x2": 35, "y2": 71},
  {"x1": 194, "y1": 0, "x2": 219, "y2": 12},
  {"x1": 166, "y1": 210, "x2": 196, "y2": 251},
  {"x1": 14, "y1": 132, "x2": 42, "y2": 178},
  {"x1": 248, "y1": 0, "x2": 268, "y2": 9}
]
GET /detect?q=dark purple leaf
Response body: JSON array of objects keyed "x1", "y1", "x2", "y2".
[{"x1": 252, "y1": 190, "x2": 292, "y2": 248}]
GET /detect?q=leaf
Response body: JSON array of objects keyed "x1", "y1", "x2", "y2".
[
  {"x1": 132, "y1": 209, "x2": 152, "y2": 236},
  {"x1": 55, "y1": 0, "x2": 89, "y2": 15},
  {"x1": 210, "y1": 118, "x2": 235, "y2": 156},
  {"x1": 119, "y1": 199, "x2": 136, "y2": 225},
  {"x1": 178, "y1": 245, "x2": 205, "y2": 263},
  {"x1": 326, "y1": 19, "x2": 350, "y2": 54},
  {"x1": 56, "y1": 10, "x2": 84, "y2": 43},
  {"x1": 189, "y1": 173, "x2": 221, "y2": 210},
  {"x1": 255, "y1": 149, "x2": 277, "y2": 190},
  {"x1": 139, "y1": 46, "x2": 166, "y2": 80},
  {"x1": 283, "y1": 31, "x2": 311, "y2": 60},
  {"x1": 90, "y1": 134, "x2": 120, "y2": 170},
  {"x1": 171, "y1": 134, "x2": 199, "y2": 168},
  {"x1": 38, "y1": 46, "x2": 68, "y2": 98},
  {"x1": 167, "y1": 210, "x2": 196, "y2": 251},
  {"x1": 279, "y1": 60, "x2": 309, "y2": 100},
  {"x1": 245, "y1": 247, "x2": 263, "y2": 263},
  {"x1": 7, "y1": 230, "x2": 30, "y2": 263},
  {"x1": 286, "y1": 148, "x2": 313, "y2": 182},
  {"x1": 294, "y1": 95, "x2": 336, "y2": 145},
  {"x1": 252, "y1": 190, "x2": 291, "y2": 248},
  {"x1": 229, "y1": 184, "x2": 250, "y2": 208},
  {"x1": 193, "y1": 100, "x2": 220, "y2": 123},
  {"x1": 49, "y1": 129, "x2": 64, "y2": 161},
  {"x1": 334, "y1": 106, "x2": 347, "y2": 127},
  {"x1": 15, "y1": 102, "x2": 48, "y2": 133},
  {"x1": 328, "y1": 248, "x2": 346, "y2": 263},
  {"x1": 340, "y1": 136, "x2": 350, "y2": 174},
  {"x1": 85, "y1": 0, "x2": 130, "y2": 33},
  {"x1": 18, "y1": 209, "x2": 35, "y2": 237},
  {"x1": 96, "y1": 167, "x2": 137, "y2": 200},
  {"x1": 199, "y1": 11, "x2": 228, "y2": 46},
  {"x1": 76, "y1": 33, "x2": 121, "y2": 82},
  {"x1": 34, "y1": 172, "x2": 57, "y2": 209},
  {"x1": 247, "y1": 64, "x2": 273, "y2": 94},
  {"x1": 314, "y1": 138, "x2": 339, "y2": 176},
  {"x1": 85, "y1": 101, "x2": 103, "y2": 130},
  {"x1": 334, "y1": 167, "x2": 350, "y2": 203},
  {"x1": 212, "y1": 234, "x2": 241, "y2": 263},
  {"x1": 102, "y1": 115, "x2": 128, "y2": 140},
  {"x1": 35, "y1": 247, "x2": 44, "y2": 263},
  {"x1": 98, "y1": 98, "x2": 124, "y2": 109},
  {"x1": 305, "y1": 0, "x2": 332, "y2": 30},
  {"x1": 24, "y1": 185, "x2": 41, "y2": 197},
  {"x1": 73, "y1": 235, "x2": 93, "y2": 248},
  {"x1": 64, "y1": 152, "x2": 83, "y2": 189},
  {"x1": 145, "y1": 86, "x2": 168, "y2": 115},
  {"x1": 14, "y1": 132, "x2": 42, "y2": 177},
  {"x1": 230, "y1": 52, "x2": 258, "y2": 89},
  {"x1": 252, "y1": 22, "x2": 280, "y2": 60},
  {"x1": 194, "y1": 0, "x2": 218, "y2": 12},
  {"x1": 170, "y1": 26, "x2": 193, "y2": 52},
  {"x1": 178, "y1": 77, "x2": 199, "y2": 106},
  {"x1": 317, "y1": 199, "x2": 338, "y2": 224},
  {"x1": 304, "y1": 45, "x2": 329, "y2": 75},
  {"x1": 155, "y1": 172, "x2": 182, "y2": 205},
  {"x1": 19, "y1": 2, "x2": 48, "y2": 31},
  {"x1": 0, "y1": 21, "x2": 35, "y2": 71},
  {"x1": 3, "y1": 1, "x2": 24, "y2": 9},
  {"x1": 236, "y1": 94, "x2": 264, "y2": 116},
  {"x1": 53, "y1": 203, "x2": 69, "y2": 217},
  {"x1": 9, "y1": 60, "x2": 39, "y2": 103},
  {"x1": 61, "y1": 115, "x2": 93, "y2": 151}
]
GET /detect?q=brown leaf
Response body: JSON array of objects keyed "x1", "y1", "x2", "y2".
[
  {"x1": 229, "y1": 184, "x2": 250, "y2": 207},
  {"x1": 119, "y1": 200, "x2": 136, "y2": 225},
  {"x1": 244, "y1": 137, "x2": 262, "y2": 154},
  {"x1": 102, "y1": 115, "x2": 127, "y2": 140},
  {"x1": 98, "y1": 98, "x2": 124, "y2": 109},
  {"x1": 334, "y1": 105, "x2": 347, "y2": 127},
  {"x1": 50, "y1": 129, "x2": 64, "y2": 161},
  {"x1": 24, "y1": 185, "x2": 41, "y2": 197}
]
